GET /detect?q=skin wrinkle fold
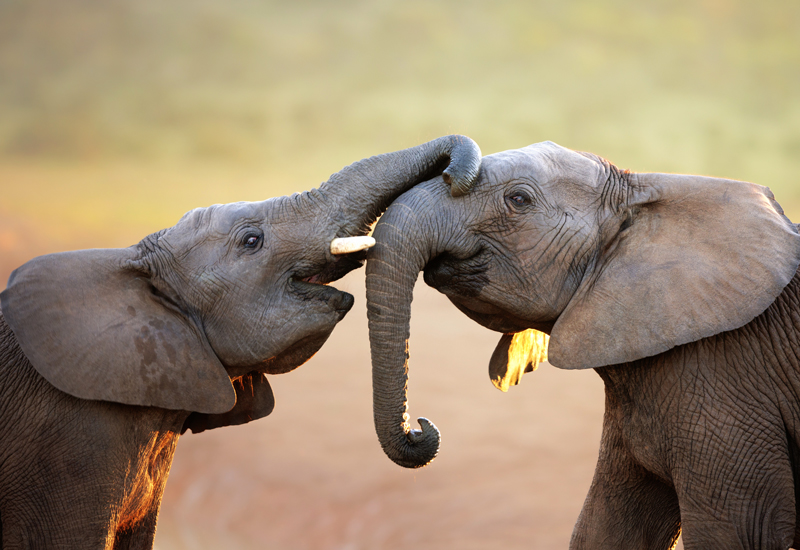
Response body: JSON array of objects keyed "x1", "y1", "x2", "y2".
[
  {"x1": 194, "y1": 265, "x2": 237, "y2": 313},
  {"x1": 538, "y1": 219, "x2": 578, "y2": 283},
  {"x1": 567, "y1": 233, "x2": 600, "y2": 293}
]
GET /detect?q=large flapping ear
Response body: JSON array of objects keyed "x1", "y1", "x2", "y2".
[
  {"x1": 489, "y1": 329, "x2": 549, "y2": 392},
  {"x1": 0, "y1": 248, "x2": 236, "y2": 413},
  {"x1": 549, "y1": 173, "x2": 800, "y2": 370},
  {"x1": 182, "y1": 371, "x2": 275, "y2": 434}
]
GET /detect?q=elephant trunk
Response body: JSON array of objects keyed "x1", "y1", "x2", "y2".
[
  {"x1": 313, "y1": 135, "x2": 480, "y2": 237},
  {"x1": 365, "y1": 186, "x2": 449, "y2": 468}
]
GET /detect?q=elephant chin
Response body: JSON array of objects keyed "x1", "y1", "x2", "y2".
[
  {"x1": 445, "y1": 295, "x2": 553, "y2": 335},
  {"x1": 258, "y1": 330, "x2": 339, "y2": 375}
]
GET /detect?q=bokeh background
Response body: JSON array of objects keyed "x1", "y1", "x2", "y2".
[{"x1": 1, "y1": 1, "x2": 799, "y2": 548}]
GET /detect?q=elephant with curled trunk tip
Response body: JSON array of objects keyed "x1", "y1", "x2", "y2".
[
  {"x1": 0, "y1": 135, "x2": 481, "y2": 550},
  {"x1": 366, "y1": 141, "x2": 800, "y2": 550}
]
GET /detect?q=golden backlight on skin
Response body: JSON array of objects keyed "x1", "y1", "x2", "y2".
[{"x1": 490, "y1": 329, "x2": 549, "y2": 392}]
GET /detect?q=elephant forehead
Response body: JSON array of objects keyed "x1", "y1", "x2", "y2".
[
  {"x1": 212, "y1": 201, "x2": 273, "y2": 227},
  {"x1": 177, "y1": 200, "x2": 273, "y2": 233},
  {"x1": 482, "y1": 142, "x2": 601, "y2": 187}
]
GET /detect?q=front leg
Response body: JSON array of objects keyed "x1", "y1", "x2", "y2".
[
  {"x1": 671, "y1": 430, "x2": 796, "y2": 550},
  {"x1": 112, "y1": 504, "x2": 160, "y2": 550},
  {"x1": 571, "y1": 413, "x2": 681, "y2": 550}
]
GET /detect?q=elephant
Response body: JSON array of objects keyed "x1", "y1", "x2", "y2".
[
  {"x1": 364, "y1": 141, "x2": 800, "y2": 549},
  {"x1": 0, "y1": 135, "x2": 481, "y2": 550}
]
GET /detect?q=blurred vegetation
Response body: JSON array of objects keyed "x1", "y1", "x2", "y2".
[{"x1": 1, "y1": 0, "x2": 799, "y2": 273}]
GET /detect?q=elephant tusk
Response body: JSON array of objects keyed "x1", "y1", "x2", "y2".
[{"x1": 330, "y1": 236, "x2": 376, "y2": 255}]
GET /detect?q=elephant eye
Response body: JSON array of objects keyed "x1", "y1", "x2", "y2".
[
  {"x1": 506, "y1": 193, "x2": 532, "y2": 208},
  {"x1": 242, "y1": 233, "x2": 263, "y2": 249}
]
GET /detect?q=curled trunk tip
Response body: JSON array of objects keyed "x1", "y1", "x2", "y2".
[
  {"x1": 379, "y1": 417, "x2": 440, "y2": 469},
  {"x1": 442, "y1": 135, "x2": 482, "y2": 197},
  {"x1": 317, "y1": 134, "x2": 481, "y2": 236}
]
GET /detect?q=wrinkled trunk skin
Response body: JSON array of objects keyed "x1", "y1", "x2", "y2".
[
  {"x1": 366, "y1": 184, "x2": 454, "y2": 468},
  {"x1": 304, "y1": 135, "x2": 480, "y2": 239}
]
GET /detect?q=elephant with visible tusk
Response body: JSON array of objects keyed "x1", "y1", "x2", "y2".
[
  {"x1": 0, "y1": 135, "x2": 481, "y2": 549},
  {"x1": 366, "y1": 141, "x2": 800, "y2": 549}
]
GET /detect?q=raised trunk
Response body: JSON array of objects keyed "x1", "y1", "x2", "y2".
[
  {"x1": 365, "y1": 186, "x2": 448, "y2": 468},
  {"x1": 313, "y1": 135, "x2": 480, "y2": 237}
]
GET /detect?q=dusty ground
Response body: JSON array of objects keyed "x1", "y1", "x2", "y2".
[{"x1": 153, "y1": 273, "x2": 610, "y2": 550}]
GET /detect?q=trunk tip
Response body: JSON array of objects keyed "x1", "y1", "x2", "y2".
[
  {"x1": 442, "y1": 136, "x2": 482, "y2": 197},
  {"x1": 384, "y1": 416, "x2": 441, "y2": 469}
]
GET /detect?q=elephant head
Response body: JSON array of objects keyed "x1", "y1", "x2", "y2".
[
  {"x1": 0, "y1": 135, "x2": 481, "y2": 433},
  {"x1": 366, "y1": 140, "x2": 800, "y2": 468}
]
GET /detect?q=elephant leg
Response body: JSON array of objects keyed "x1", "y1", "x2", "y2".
[
  {"x1": 677, "y1": 483, "x2": 795, "y2": 550},
  {"x1": 570, "y1": 420, "x2": 681, "y2": 550},
  {"x1": 679, "y1": 492, "x2": 795, "y2": 550},
  {"x1": 112, "y1": 505, "x2": 160, "y2": 550},
  {"x1": 673, "y1": 431, "x2": 795, "y2": 550},
  {"x1": 0, "y1": 500, "x2": 115, "y2": 549}
]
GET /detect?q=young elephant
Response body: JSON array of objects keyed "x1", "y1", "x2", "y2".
[
  {"x1": 0, "y1": 135, "x2": 481, "y2": 549},
  {"x1": 365, "y1": 141, "x2": 800, "y2": 549}
]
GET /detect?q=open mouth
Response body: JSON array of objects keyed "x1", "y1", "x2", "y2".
[
  {"x1": 423, "y1": 249, "x2": 490, "y2": 298},
  {"x1": 296, "y1": 253, "x2": 367, "y2": 286},
  {"x1": 295, "y1": 235, "x2": 376, "y2": 287},
  {"x1": 290, "y1": 235, "x2": 376, "y2": 312}
]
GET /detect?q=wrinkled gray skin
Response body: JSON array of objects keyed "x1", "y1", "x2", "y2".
[
  {"x1": 366, "y1": 141, "x2": 800, "y2": 549},
  {"x1": 0, "y1": 135, "x2": 481, "y2": 550}
]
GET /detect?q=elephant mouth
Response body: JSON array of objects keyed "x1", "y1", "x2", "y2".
[
  {"x1": 423, "y1": 249, "x2": 491, "y2": 297},
  {"x1": 423, "y1": 252, "x2": 554, "y2": 334},
  {"x1": 289, "y1": 278, "x2": 354, "y2": 316},
  {"x1": 298, "y1": 251, "x2": 366, "y2": 286},
  {"x1": 290, "y1": 252, "x2": 365, "y2": 312}
]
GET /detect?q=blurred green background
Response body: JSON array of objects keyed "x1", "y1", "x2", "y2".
[{"x1": 2, "y1": 0, "x2": 800, "y2": 277}]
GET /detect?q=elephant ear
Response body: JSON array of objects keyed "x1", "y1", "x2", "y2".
[
  {"x1": 0, "y1": 248, "x2": 236, "y2": 414},
  {"x1": 182, "y1": 371, "x2": 275, "y2": 434},
  {"x1": 488, "y1": 329, "x2": 549, "y2": 392},
  {"x1": 549, "y1": 173, "x2": 800, "y2": 370}
]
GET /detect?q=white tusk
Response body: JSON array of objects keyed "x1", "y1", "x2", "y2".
[{"x1": 330, "y1": 236, "x2": 376, "y2": 255}]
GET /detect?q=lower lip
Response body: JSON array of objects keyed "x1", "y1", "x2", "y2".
[{"x1": 448, "y1": 295, "x2": 504, "y2": 315}]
